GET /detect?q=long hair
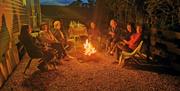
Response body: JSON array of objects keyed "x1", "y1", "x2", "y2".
[
  {"x1": 19, "y1": 25, "x2": 33, "y2": 44},
  {"x1": 19, "y1": 25, "x2": 43, "y2": 58},
  {"x1": 20, "y1": 24, "x2": 29, "y2": 34}
]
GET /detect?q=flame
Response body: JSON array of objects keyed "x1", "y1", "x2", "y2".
[{"x1": 83, "y1": 39, "x2": 96, "y2": 56}]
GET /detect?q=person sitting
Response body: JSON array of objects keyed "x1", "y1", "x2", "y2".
[
  {"x1": 88, "y1": 21, "x2": 101, "y2": 48},
  {"x1": 107, "y1": 19, "x2": 121, "y2": 55},
  {"x1": 122, "y1": 24, "x2": 142, "y2": 51},
  {"x1": 51, "y1": 20, "x2": 74, "y2": 60},
  {"x1": 116, "y1": 23, "x2": 135, "y2": 62},
  {"x1": 19, "y1": 25, "x2": 42, "y2": 58},
  {"x1": 114, "y1": 24, "x2": 142, "y2": 63},
  {"x1": 38, "y1": 22, "x2": 65, "y2": 62},
  {"x1": 19, "y1": 25, "x2": 55, "y2": 71},
  {"x1": 38, "y1": 22, "x2": 58, "y2": 45},
  {"x1": 51, "y1": 20, "x2": 66, "y2": 45},
  {"x1": 122, "y1": 22, "x2": 135, "y2": 40}
]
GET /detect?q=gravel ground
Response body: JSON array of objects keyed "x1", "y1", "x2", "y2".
[{"x1": 1, "y1": 48, "x2": 180, "y2": 91}]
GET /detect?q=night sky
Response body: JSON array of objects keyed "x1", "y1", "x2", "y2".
[{"x1": 40, "y1": 0, "x2": 89, "y2": 5}]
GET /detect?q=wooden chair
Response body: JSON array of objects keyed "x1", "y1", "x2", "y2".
[{"x1": 119, "y1": 41, "x2": 144, "y2": 66}]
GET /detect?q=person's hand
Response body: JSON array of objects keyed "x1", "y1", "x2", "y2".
[
  {"x1": 123, "y1": 40, "x2": 128, "y2": 44},
  {"x1": 108, "y1": 31, "x2": 112, "y2": 35},
  {"x1": 109, "y1": 32, "x2": 115, "y2": 36}
]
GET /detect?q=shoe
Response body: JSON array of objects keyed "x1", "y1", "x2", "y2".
[{"x1": 110, "y1": 51, "x2": 114, "y2": 56}]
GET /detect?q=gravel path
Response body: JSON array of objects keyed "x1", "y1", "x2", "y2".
[{"x1": 1, "y1": 48, "x2": 180, "y2": 91}]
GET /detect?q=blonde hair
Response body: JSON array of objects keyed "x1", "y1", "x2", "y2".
[{"x1": 53, "y1": 20, "x2": 61, "y2": 28}]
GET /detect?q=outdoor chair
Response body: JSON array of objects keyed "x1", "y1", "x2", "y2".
[
  {"x1": 19, "y1": 37, "x2": 57, "y2": 74},
  {"x1": 119, "y1": 41, "x2": 144, "y2": 66}
]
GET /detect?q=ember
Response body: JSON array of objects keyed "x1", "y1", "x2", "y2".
[{"x1": 83, "y1": 39, "x2": 96, "y2": 56}]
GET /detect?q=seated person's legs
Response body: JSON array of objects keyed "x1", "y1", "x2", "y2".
[
  {"x1": 50, "y1": 42, "x2": 66, "y2": 59},
  {"x1": 118, "y1": 44, "x2": 133, "y2": 52},
  {"x1": 64, "y1": 40, "x2": 74, "y2": 50},
  {"x1": 107, "y1": 37, "x2": 113, "y2": 53},
  {"x1": 109, "y1": 38, "x2": 119, "y2": 55},
  {"x1": 116, "y1": 47, "x2": 121, "y2": 61},
  {"x1": 115, "y1": 42, "x2": 133, "y2": 62},
  {"x1": 51, "y1": 42, "x2": 74, "y2": 61},
  {"x1": 38, "y1": 48, "x2": 56, "y2": 71}
]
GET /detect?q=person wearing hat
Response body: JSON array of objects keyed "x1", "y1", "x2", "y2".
[{"x1": 38, "y1": 22, "x2": 66, "y2": 65}]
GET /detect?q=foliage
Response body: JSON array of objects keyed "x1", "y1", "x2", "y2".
[
  {"x1": 69, "y1": 0, "x2": 82, "y2": 7},
  {"x1": 69, "y1": 0, "x2": 96, "y2": 7},
  {"x1": 88, "y1": 0, "x2": 96, "y2": 6},
  {"x1": 98, "y1": 0, "x2": 180, "y2": 29},
  {"x1": 144, "y1": 0, "x2": 180, "y2": 28}
]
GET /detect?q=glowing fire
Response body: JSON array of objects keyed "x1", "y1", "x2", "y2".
[{"x1": 83, "y1": 39, "x2": 96, "y2": 56}]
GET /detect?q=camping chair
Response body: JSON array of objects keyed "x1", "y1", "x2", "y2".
[
  {"x1": 23, "y1": 45, "x2": 57, "y2": 74},
  {"x1": 119, "y1": 41, "x2": 144, "y2": 66},
  {"x1": 19, "y1": 38, "x2": 56, "y2": 74}
]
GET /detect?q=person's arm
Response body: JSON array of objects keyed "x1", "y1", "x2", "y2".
[
  {"x1": 127, "y1": 33, "x2": 141, "y2": 45},
  {"x1": 38, "y1": 32, "x2": 55, "y2": 44},
  {"x1": 108, "y1": 28, "x2": 114, "y2": 36},
  {"x1": 123, "y1": 39, "x2": 128, "y2": 44}
]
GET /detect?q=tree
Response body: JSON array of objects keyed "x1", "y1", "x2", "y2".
[
  {"x1": 96, "y1": 0, "x2": 180, "y2": 29},
  {"x1": 69, "y1": 0, "x2": 82, "y2": 7},
  {"x1": 96, "y1": 0, "x2": 146, "y2": 27},
  {"x1": 88, "y1": 0, "x2": 95, "y2": 7},
  {"x1": 144, "y1": 0, "x2": 180, "y2": 28}
]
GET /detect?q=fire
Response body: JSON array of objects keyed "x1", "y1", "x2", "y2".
[{"x1": 83, "y1": 39, "x2": 96, "y2": 56}]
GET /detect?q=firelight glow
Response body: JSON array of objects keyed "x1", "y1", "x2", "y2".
[{"x1": 83, "y1": 39, "x2": 96, "y2": 56}]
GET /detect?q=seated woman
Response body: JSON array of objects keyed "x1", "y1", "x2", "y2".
[
  {"x1": 122, "y1": 22, "x2": 135, "y2": 40},
  {"x1": 51, "y1": 20, "x2": 66, "y2": 45},
  {"x1": 51, "y1": 20, "x2": 74, "y2": 60},
  {"x1": 88, "y1": 21, "x2": 101, "y2": 49},
  {"x1": 114, "y1": 22, "x2": 135, "y2": 61},
  {"x1": 19, "y1": 25, "x2": 55, "y2": 71},
  {"x1": 107, "y1": 19, "x2": 121, "y2": 55},
  {"x1": 19, "y1": 25, "x2": 42, "y2": 58},
  {"x1": 38, "y1": 22, "x2": 64, "y2": 59},
  {"x1": 115, "y1": 24, "x2": 142, "y2": 62},
  {"x1": 121, "y1": 24, "x2": 142, "y2": 51},
  {"x1": 38, "y1": 22, "x2": 72, "y2": 61}
]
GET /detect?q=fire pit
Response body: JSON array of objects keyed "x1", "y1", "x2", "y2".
[
  {"x1": 70, "y1": 38, "x2": 101, "y2": 63},
  {"x1": 83, "y1": 39, "x2": 96, "y2": 56}
]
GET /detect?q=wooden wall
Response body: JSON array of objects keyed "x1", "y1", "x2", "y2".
[{"x1": 0, "y1": 0, "x2": 41, "y2": 87}]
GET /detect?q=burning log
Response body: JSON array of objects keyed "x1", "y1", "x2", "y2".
[{"x1": 83, "y1": 39, "x2": 96, "y2": 56}]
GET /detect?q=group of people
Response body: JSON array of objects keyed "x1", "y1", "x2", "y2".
[
  {"x1": 19, "y1": 20, "x2": 74, "y2": 71},
  {"x1": 106, "y1": 19, "x2": 142, "y2": 63},
  {"x1": 38, "y1": 20, "x2": 73, "y2": 60},
  {"x1": 19, "y1": 18, "x2": 142, "y2": 71},
  {"x1": 83, "y1": 19, "x2": 143, "y2": 64}
]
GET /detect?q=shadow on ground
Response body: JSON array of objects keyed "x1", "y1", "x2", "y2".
[
  {"x1": 124, "y1": 62, "x2": 180, "y2": 76},
  {"x1": 22, "y1": 70, "x2": 61, "y2": 91}
]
